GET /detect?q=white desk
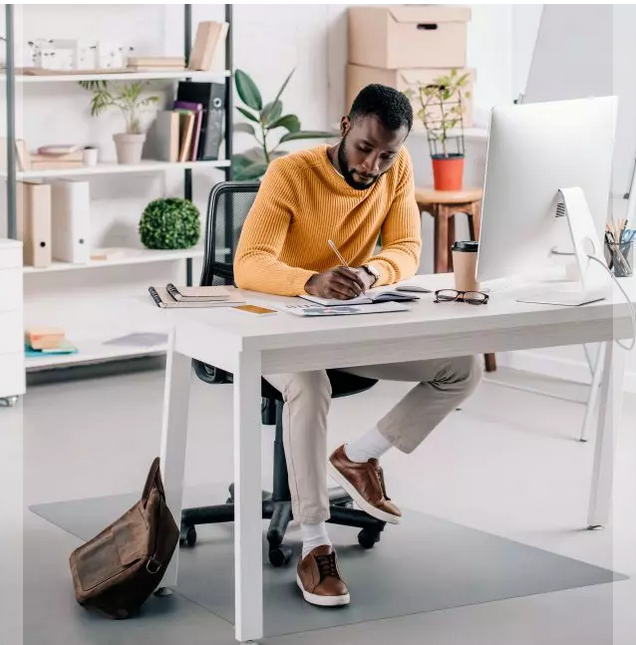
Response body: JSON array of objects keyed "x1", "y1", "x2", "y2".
[{"x1": 147, "y1": 273, "x2": 634, "y2": 643}]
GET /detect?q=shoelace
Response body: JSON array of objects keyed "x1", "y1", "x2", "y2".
[
  {"x1": 374, "y1": 467, "x2": 391, "y2": 501},
  {"x1": 315, "y1": 553, "x2": 338, "y2": 579}
]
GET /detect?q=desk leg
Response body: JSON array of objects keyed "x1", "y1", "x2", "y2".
[
  {"x1": 234, "y1": 351, "x2": 263, "y2": 643},
  {"x1": 159, "y1": 334, "x2": 192, "y2": 589},
  {"x1": 587, "y1": 340, "x2": 627, "y2": 530}
]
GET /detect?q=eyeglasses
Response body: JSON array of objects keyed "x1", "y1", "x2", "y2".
[{"x1": 434, "y1": 289, "x2": 489, "y2": 305}]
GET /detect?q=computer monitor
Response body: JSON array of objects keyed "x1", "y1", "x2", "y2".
[{"x1": 476, "y1": 96, "x2": 618, "y2": 305}]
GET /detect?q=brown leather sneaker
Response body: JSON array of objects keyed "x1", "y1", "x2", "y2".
[
  {"x1": 328, "y1": 445, "x2": 402, "y2": 524},
  {"x1": 296, "y1": 545, "x2": 350, "y2": 607}
]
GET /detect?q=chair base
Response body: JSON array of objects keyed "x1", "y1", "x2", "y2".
[{"x1": 180, "y1": 485, "x2": 386, "y2": 566}]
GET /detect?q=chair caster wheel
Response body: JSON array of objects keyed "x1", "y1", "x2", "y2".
[
  {"x1": 358, "y1": 529, "x2": 380, "y2": 549},
  {"x1": 269, "y1": 545, "x2": 293, "y2": 567},
  {"x1": 180, "y1": 525, "x2": 197, "y2": 547}
]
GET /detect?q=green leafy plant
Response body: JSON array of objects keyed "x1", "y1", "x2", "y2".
[
  {"x1": 233, "y1": 68, "x2": 335, "y2": 180},
  {"x1": 79, "y1": 80, "x2": 160, "y2": 134},
  {"x1": 406, "y1": 69, "x2": 471, "y2": 158},
  {"x1": 139, "y1": 198, "x2": 200, "y2": 250}
]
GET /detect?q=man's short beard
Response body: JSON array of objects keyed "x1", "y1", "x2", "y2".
[{"x1": 337, "y1": 133, "x2": 381, "y2": 191}]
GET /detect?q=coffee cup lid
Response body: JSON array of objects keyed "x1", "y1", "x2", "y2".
[{"x1": 452, "y1": 241, "x2": 479, "y2": 252}]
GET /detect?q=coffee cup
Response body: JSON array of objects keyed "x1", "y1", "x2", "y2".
[{"x1": 452, "y1": 240, "x2": 479, "y2": 292}]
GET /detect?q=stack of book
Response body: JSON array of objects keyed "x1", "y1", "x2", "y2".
[
  {"x1": 148, "y1": 283, "x2": 245, "y2": 308},
  {"x1": 146, "y1": 80, "x2": 226, "y2": 162},
  {"x1": 126, "y1": 56, "x2": 185, "y2": 72},
  {"x1": 24, "y1": 326, "x2": 77, "y2": 358}
]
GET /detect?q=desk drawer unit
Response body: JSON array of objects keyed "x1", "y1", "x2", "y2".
[{"x1": 0, "y1": 240, "x2": 25, "y2": 402}]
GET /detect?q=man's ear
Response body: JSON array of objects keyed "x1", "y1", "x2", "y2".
[{"x1": 340, "y1": 116, "x2": 351, "y2": 138}]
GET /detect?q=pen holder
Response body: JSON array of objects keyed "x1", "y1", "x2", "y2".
[{"x1": 606, "y1": 241, "x2": 633, "y2": 277}]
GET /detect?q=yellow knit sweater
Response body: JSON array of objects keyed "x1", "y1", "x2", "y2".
[{"x1": 234, "y1": 145, "x2": 422, "y2": 296}]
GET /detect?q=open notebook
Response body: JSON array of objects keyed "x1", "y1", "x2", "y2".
[{"x1": 300, "y1": 289, "x2": 419, "y2": 307}]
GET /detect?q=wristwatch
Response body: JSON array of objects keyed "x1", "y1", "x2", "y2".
[{"x1": 361, "y1": 264, "x2": 380, "y2": 286}]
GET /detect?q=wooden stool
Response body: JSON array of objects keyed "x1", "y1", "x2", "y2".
[
  {"x1": 415, "y1": 186, "x2": 497, "y2": 373},
  {"x1": 414, "y1": 187, "x2": 483, "y2": 273}
]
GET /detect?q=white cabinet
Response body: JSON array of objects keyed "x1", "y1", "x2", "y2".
[{"x1": 0, "y1": 240, "x2": 25, "y2": 403}]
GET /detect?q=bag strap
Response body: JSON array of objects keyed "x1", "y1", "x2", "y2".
[{"x1": 141, "y1": 457, "x2": 165, "y2": 505}]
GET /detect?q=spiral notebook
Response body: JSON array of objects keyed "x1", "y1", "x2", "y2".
[{"x1": 148, "y1": 286, "x2": 245, "y2": 308}]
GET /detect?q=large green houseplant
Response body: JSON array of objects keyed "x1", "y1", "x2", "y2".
[
  {"x1": 233, "y1": 69, "x2": 334, "y2": 180},
  {"x1": 409, "y1": 69, "x2": 471, "y2": 191}
]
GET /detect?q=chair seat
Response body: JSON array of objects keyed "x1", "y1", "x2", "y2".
[
  {"x1": 261, "y1": 370, "x2": 377, "y2": 401},
  {"x1": 415, "y1": 186, "x2": 483, "y2": 206}
]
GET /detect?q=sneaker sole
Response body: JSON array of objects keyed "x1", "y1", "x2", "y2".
[
  {"x1": 296, "y1": 574, "x2": 350, "y2": 606},
  {"x1": 328, "y1": 462, "x2": 402, "y2": 525}
]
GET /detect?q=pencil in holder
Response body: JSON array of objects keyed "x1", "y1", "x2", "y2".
[{"x1": 606, "y1": 241, "x2": 633, "y2": 277}]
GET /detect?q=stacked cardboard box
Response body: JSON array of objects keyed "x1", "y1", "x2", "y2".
[{"x1": 347, "y1": 6, "x2": 475, "y2": 129}]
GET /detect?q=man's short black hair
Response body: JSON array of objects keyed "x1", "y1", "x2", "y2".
[{"x1": 349, "y1": 84, "x2": 413, "y2": 133}]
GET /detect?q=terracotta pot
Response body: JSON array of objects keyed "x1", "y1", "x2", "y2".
[
  {"x1": 432, "y1": 155, "x2": 464, "y2": 191},
  {"x1": 113, "y1": 133, "x2": 146, "y2": 165}
]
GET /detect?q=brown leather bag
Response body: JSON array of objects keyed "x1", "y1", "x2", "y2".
[{"x1": 69, "y1": 457, "x2": 180, "y2": 619}]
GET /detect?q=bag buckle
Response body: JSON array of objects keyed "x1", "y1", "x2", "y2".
[{"x1": 146, "y1": 557, "x2": 162, "y2": 574}]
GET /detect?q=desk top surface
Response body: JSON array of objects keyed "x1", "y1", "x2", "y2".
[{"x1": 140, "y1": 274, "x2": 635, "y2": 351}]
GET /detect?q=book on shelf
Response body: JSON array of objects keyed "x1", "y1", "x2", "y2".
[
  {"x1": 30, "y1": 159, "x2": 84, "y2": 170},
  {"x1": 188, "y1": 21, "x2": 229, "y2": 71},
  {"x1": 90, "y1": 247, "x2": 127, "y2": 261},
  {"x1": 176, "y1": 81, "x2": 226, "y2": 160},
  {"x1": 173, "y1": 100, "x2": 204, "y2": 161},
  {"x1": 148, "y1": 285, "x2": 245, "y2": 308},
  {"x1": 127, "y1": 56, "x2": 185, "y2": 68},
  {"x1": 0, "y1": 138, "x2": 31, "y2": 171},
  {"x1": 32, "y1": 151, "x2": 83, "y2": 162},
  {"x1": 145, "y1": 111, "x2": 180, "y2": 162},
  {"x1": 16, "y1": 181, "x2": 52, "y2": 268},
  {"x1": 177, "y1": 111, "x2": 196, "y2": 162},
  {"x1": 50, "y1": 179, "x2": 90, "y2": 264}
]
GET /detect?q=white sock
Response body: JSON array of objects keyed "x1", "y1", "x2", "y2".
[
  {"x1": 301, "y1": 522, "x2": 331, "y2": 560},
  {"x1": 345, "y1": 425, "x2": 393, "y2": 463}
]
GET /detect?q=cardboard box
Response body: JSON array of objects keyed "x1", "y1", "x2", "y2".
[
  {"x1": 347, "y1": 64, "x2": 475, "y2": 129},
  {"x1": 348, "y1": 5, "x2": 470, "y2": 70}
]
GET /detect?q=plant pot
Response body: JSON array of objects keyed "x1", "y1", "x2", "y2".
[
  {"x1": 113, "y1": 133, "x2": 146, "y2": 165},
  {"x1": 432, "y1": 155, "x2": 465, "y2": 191}
]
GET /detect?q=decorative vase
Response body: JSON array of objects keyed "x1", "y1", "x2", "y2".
[
  {"x1": 113, "y1": 133, "x2": 146, "y2": 165},
  {"x1": 432, "y1": 155, "x2": 464, "y2": 191}
]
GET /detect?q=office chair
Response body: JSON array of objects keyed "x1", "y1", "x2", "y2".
[{"x1": 180, "y1": 181, "x2": 387, "y2": 567}]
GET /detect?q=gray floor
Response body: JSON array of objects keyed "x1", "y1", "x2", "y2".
[
  {"x1": 2, "y1": 359, "x2": 636, "y2": 644},
  {"x1": 30, "y1": 485, "x2": 622, "y2": 639}
]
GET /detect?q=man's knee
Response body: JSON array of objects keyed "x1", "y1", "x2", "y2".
[
  {"x1": 450, "y1": 355, "x2": 483, "y2": 394},
  {"x1": 433, "y1": 355, "x2": 483, "y2": 394},
  {"x1": 282, "y1": 370, "x2": 332, "y2": 409}
]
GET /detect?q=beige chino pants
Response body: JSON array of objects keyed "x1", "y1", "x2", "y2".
[{"x1": 264, "y1": 355, "x2": 482, "y2": 524}]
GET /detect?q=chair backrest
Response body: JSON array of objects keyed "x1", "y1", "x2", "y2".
[{"x1": 200, "y1": 181, "x2": 260, "y2": 287}]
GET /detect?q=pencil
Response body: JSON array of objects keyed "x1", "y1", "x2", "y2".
[{"x1": 328, "y1": 239, "x2": 349, "y2": 267}]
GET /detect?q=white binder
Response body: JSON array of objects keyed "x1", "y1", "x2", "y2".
[{"x1": 50, "y1": 180, "x2": 90, "y2": 264}]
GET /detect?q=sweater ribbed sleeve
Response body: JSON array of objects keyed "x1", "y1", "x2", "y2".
[{"x1": 234, "y1": 158, "x2": 317, "y2": 296}]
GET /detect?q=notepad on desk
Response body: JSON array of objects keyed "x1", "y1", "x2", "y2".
[
  {"x1": 149, "y1": 286, "x2": 245, "y2": 308},
  {"x1": 300, "y1": 289, "x2": 419, "y2": 307},
  {"x1": 282, "y1": 302, "x2": 412, "y2": 317}
]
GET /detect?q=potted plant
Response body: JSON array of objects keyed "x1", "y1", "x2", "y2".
[
  {"x1": 139, "y1": 197, "x2": 201, "y2": 250},
  {"x1": 410, "y1": 69, "x2": 471, "y2": 191},
  {"x1": 233, "y1": 68, "x2": 335, "y2": 180},
  {"x1": 80, "y1": 80, "x2": 159, "y2": 165}
]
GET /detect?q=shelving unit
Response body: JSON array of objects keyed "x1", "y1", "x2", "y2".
[
  {"x1": 3, "y1": 159, "x2": 230, "y2": 180},
  {"x1": 4, "y1": 4, "x2": 235, "y2": 374},
  {"x1": 10, "y1": 69, "x2": 230, "y2": 83},
  {"x1": 22, "y1": 246, "x2": 205, "y2": 274}
]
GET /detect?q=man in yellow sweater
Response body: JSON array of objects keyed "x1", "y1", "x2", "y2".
[{"x1": 235, "y1": 85, "x2": 481, "y2": 607}]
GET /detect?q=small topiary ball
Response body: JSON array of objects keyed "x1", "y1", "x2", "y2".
[{"x1": 139, "y1": 197, "x2": 201, "y2": 250}]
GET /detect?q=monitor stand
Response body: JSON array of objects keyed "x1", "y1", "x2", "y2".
[{"x1": 488, "y1": 187, "x2": 610, "y2": 307}]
